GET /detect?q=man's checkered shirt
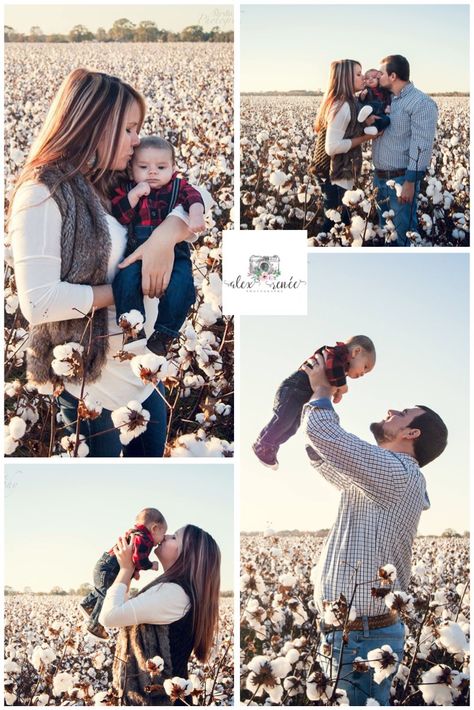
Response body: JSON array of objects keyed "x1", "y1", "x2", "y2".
[{"x1": 303, "y1": 401, "x2": 429, "y2": 617}]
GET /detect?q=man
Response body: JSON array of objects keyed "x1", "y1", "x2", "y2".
[
  {"x1": 302, "y1": 355, "x2": 447, "y2": 706},
  {"x1": 372, "y1": 55, "x2": 438, "y2": 246}
]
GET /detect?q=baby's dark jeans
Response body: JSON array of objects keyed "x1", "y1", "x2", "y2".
[
  {"x1": 364, "y1": 99, "x2": 391, "y2": 131},
  {"x1": 112, "y1": 225, "x2": 196, "y2": 339},
  {"x1": 256, "y1": 370, "x2": 313, "y2": 449},
  {"x1": 81, "y1": 552, "x2": 120, "y2": 626}
]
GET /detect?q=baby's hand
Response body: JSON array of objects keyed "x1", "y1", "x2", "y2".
[
  {"x1": 152, "y1": 561, "x2": 159, "y2": 572},
  {"x1": 360, "y1": 88, "x2": 368, "y2": 100},
  {"x1": 133, "y1": 182, "x2": 151, "y2": 198},
  {"x1": 332, "y1": 384, "x2": 348, "y2": 404},
  {"x1": 365, "y1": 115, "x2": 376, "y2": 126},
  {"x1": 385, "y1": 106, "x2": 391, "y2": 114},
  {"x1": 189, "y1": 216, "x2": 206, "y2": 234},
  {"x1": 133, "y1": 570, "x2": 141, "y2": 581}
]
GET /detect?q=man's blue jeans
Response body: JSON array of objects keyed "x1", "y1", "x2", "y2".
[
  {"x1": 57, "y1": 386, "x2": 167, "y2": 457},
  {"x1": 112, "y1": 226, "x2": 196, "y2": 339},
  {"x1": 321, "y1": 620, "x2": 405, "y2": 706},
  {"x1": 374, "y1": 174, "x2": 420, "y2": 247}
]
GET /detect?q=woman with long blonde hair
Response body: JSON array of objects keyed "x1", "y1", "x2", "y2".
[
  {"x1": 9, "y1": 69, "x2": 205, "y2": 457},
  {"x1": 101, "y1": 525, "x2": 221, "y2": 705},
  {"x1": 314, "y1": 59, "x2": 377, "y2": 232}
]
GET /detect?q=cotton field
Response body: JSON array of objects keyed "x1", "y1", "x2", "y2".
[
  {"x1": 4, "y1": 595, "x2": 234, "y2": 705},
  {"x1": 240, "y1": 95, "x2": 469, "y2": 246},
  {"x1": 241, "y1": 534, "x2": 470, "y2": 705},
  {"x1": 4, "y1": 43, "x2": 234, "y2": 456}
]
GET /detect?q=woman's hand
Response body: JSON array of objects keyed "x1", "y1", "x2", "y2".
[
  {"x1": 114, "y1": 536, "x2": 135, "y2": 573},
  {"x1": 117, "y1": 216, "x2": 193, "y2": 298}
]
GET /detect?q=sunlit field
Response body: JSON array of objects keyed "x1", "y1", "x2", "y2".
[
  {"x1": 4, "y1": 595, "x2": 233, "y2": 705},
  {"x1": 240, "y1": 95, "x2": 469, "y2": 246},
  {"x1": 241, "y1": 533, "x2": 470, "y2": 705}
]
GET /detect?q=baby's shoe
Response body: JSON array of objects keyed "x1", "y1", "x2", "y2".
[
  {"x1": 147, "y1": 331, "x2": 173, "y2": 357},
  {"x1": 252, "y1": 441, "x2": 279, "y2": 471},
  {"x1": 87, "y1": 621, "x2": 109, "y2": 641},
  {"x1": 79, "y1": 601, "x2": 95, "y2": 620},
  {"x1": 358, "y1": 105, "x2": 373, "y2": 123},
  {"x1": 364, "y1": 126, "x2": 378, "y2": 135}
]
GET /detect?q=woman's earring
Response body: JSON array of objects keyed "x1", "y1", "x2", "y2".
[{"x1": 87, "y1": 151, "x2": 98, "y2": 170}]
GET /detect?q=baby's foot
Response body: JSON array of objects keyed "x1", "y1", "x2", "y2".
[
  {"x1": 147, "y1": 331, "x2": 174, "y2": 357},
  {"x1": 358, "y1": 105, "x2": 373, "y2": 123}
]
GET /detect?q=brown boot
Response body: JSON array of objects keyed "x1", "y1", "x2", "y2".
[{"x1": 87, "y1": 621, "x2": 109, "y2": 641}]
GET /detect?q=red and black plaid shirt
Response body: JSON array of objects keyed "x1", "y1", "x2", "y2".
[
  {"x1": 108, "y1": 524, "x2": 155, "y2": 571},
  {"x1": 111, "y1": 173, "x2": 204, "y2": 227},
  {"x1": 301, "y1": 342, "x2": 350, "y2": 387}
]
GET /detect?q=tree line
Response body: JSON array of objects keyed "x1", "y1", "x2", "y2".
[
  {"x1": 5, "y1": 584, "x2": 234, "y2": 596},
  {"x1": 4, "y1": 20, "x2": 233, "y2": 44}
]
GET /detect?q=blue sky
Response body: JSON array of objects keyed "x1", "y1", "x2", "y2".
[
  {"x1": 4, "y1": 4, "x2": 234, "y2": 33},
  {"x1": 241, "y1": 4, "x2": 470, "y2": 92},
  {"x1": 241, "y1": 253, "x2": 469, "y2": 536},
  {"x1": 5, "y1": 464, "x2": 234, "y2": 592}
]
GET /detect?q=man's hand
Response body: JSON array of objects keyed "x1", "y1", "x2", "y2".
[
  {"x1": 365, "y1": 115, "x2": 376, "y2": 126},
  {"x1": 399, "y1": 180, "x2": 415, "y2": 205},
  {"x1": 301, "y1": 353, "x2": 337, "y2": 400}
]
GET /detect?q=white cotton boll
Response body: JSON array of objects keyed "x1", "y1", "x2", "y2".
[
  {"x1": 360, "y1": 199, "x2": 371, "y2": 214},
  {"x1": 437, "y1": 621, "x2": 469, "y2": 654},
  {"x1": 4, "y1": 435, "x2": 19, "y2": 455},
  {"x1": 367, "y1": 645, "x2": 398, "y2": 684},
  {"x1": 325, "y1": 209, "x2": 341, "y2": 223},
  {"x1": 52, "y1": 671, "x2": 74, "y2": 696},
  {"x1": 130, "y1": 353, "x2": 168, "y2": 382},
  {"x1": 342, "y1": 188, "x2": 364, "y2": 206},
  {"x1": 82, "y1": 395, "x2": 103, "y2": 417},
  {"x1": 379, "y1": 564, "x2": 397, "y2": 583},
  {"x1": 5, "y1": 291, "x2": 19, "y2": 314},
  {"x1": 4, "y1": 380, "x2": 22, "y2": 398},
  {"x1": 420, "y1": 665, "x2": 460, "y2": 705},
  {"x1": 33, "y1": 694, "x2": 49, "y2": 706},
  {"x1": 452, "y1": 229, "x2": 465, "y2": 240},
  {"x1": 269, "y1": 170, "x2": 288, "y2": 188},
  {"x1": 285, "y1": 648, "x2": 300, "y2": 664},
  {"x1": 279, "y1": 573, "x2": 297, "y2": 588},
  {"x1": 60, "y1": 434, "x2": 89, "y2": 457},
  {"x1": 197, "y1": 302, "x2": 221, "y2": 327},
  {"x1": 111, "y1": 401, "x2": 150, "y2": 445},
  {"x1": 4, "y1": 692, "x2": 16, "y2": 706},
  {"x1": 8, "y1": 416, "x2": 27, "y2": 440},
  {"x1": 195, "y1": 413, "x2": 206, "y2": 424},
  {"x1": 256, "y1": 131, "x2": 270, "y2": 143},
  {"x1": 450, "y1": 136, "x2": 459, "y2": 147},
  {"x1": 350, "y1": 215, "x2": 366, "y2": 240},
  {"x1": 11, "y1": 148, "x2": 25, "y2": 165}
]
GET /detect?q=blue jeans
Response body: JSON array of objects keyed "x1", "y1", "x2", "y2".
[
  {"x1": 57, "y1": 386, "x2": 167, "y2": 457},
  {"x1": 81, "y1": 552, "x2": 120, "y2": 625},
  {"x1": 112, "y1": 226, "x2": 196, "y2": 339},
  {"x1": 374, "y1": 174, "x2": 420, "y2": 246},
  {"x1": 361, "y1": 99, "x2": 391, "y2": 132},
  {"x1": 321, "y1": 620, "x2": 405, "y2": 706},
  {"x1": 257, "y1": 370, "x2": 312, "y2": 449}
]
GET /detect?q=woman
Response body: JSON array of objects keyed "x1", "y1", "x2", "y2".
[
  {"x1": 314, "y1": 59, "x2": 377, "y2": 232},
  {"x1": 9, "y1": 69, "x2": 206, "y2": 457},
  {"x1": 100, "y1": 525, "x2": 221, "y2": 705}
]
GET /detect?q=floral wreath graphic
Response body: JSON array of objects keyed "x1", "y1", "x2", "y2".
[{"x1": 247, "y1": 255, "x2": 281, "y2": 285}]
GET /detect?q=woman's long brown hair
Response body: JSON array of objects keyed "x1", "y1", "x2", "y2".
[
  {"x1": 9, "y1": 68, "x2": 146, "y2": 210},
  {"x1": 144, "y1": 525, "x2": 221, "y2": 662},
  {"x1": 315, "y1": 59, "x2": 361, "y2": 132}
]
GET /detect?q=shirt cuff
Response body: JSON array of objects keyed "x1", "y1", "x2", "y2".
[
  {"x1": 405, "y1": 170, "x2": 425, "y2": 182},
  {"x1": 308, "y1": 397, "x2": 334, "y2": 409}
]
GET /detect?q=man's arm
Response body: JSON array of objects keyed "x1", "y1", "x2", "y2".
[
  {"x1": 405, "y1": 96, "x2": 438, "y2": 182},
  {"x1": 302, "y1": 357, "x2": 409, "y2": 507}
]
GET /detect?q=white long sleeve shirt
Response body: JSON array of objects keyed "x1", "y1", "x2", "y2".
[
  {"x1": 99, "y1": 581, "x2": 190, "y2": 628},
  {"x1": 325, "y1": 102, "x2": 354, "y2": 190}
]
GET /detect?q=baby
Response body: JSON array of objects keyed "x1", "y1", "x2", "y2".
[
  {"x1": 357, "y1": 69, "x2": 392, "y2": 135},
  {"x1": 80, "y1": 507, "x2": 167, "y2": 640},
  {"x1": 111, "y1": 136, "x2": 206, "y2": 356},
  {"x1": 253, "y1": 335, "x2": 376, "y2": 470}
]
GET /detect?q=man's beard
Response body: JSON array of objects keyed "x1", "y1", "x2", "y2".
[{"x1": 370, "y1": 421, "x2": 392, "y2": 444}]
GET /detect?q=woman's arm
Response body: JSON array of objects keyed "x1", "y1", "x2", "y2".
[
  {"x1": 325, "y1": 103, "x2": 377, "y2": 156},
  {"x1": 10, "y1": 183, "x2": 97, "y2": 325},
  {"x1": 98, "y1": 538, "x2": 190, "y2": 628}
]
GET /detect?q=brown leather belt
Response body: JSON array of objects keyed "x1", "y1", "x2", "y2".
[
  {"x1": 347, "y1": 611, "x2": 399, "y2": 631},
  {"x1": 375, "y1": 169, "x2": 406, "y2": 179}
]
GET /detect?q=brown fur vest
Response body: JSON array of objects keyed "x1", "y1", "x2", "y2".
[
  {"x1": 330, "y1": 100, "x2": 364, "y2": 183},
  {"x1": 112, "y1": 579, "x2": 194, "y2": 706},
  {"x1": 26, "y1": 166, "x2": 111, "y2": 385}
]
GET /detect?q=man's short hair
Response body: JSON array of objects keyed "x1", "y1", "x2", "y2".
[
  {"x1": 411, "y1": 406, "x2": 448, "y2": 467},
  {"x1": 381, "y1": 55, "x2": 410, "y2": 82},
  {"x1": 134, "y1": 135, "x2": 175, "y2": 163}
]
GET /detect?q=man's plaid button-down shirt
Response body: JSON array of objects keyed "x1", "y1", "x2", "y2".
[{"x1": 303, "y1": 400, "x2": 429, "y2": 617}]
